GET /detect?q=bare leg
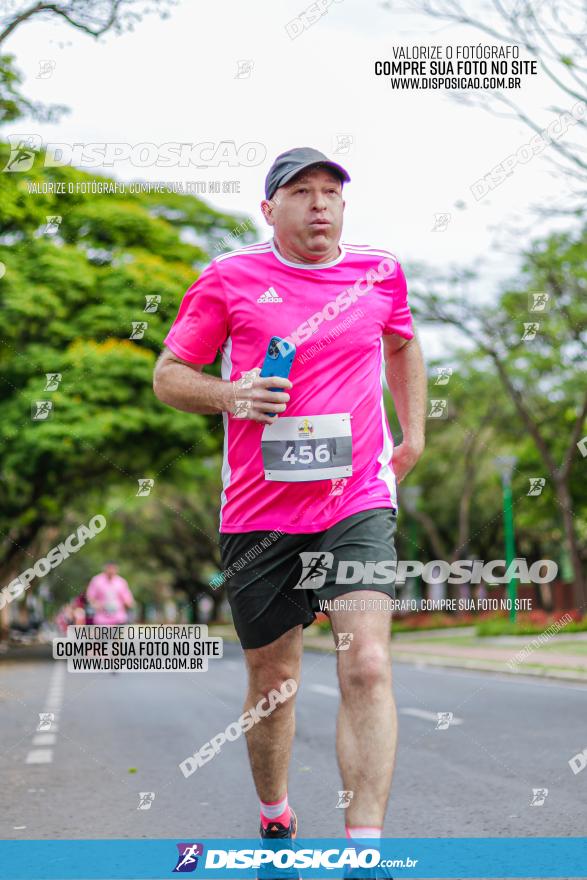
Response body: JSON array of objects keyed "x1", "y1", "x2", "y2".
[
  {"x1": 243, "y1": 625, "x2": 303, "y2": 802},
  {"x1": 330, "y1": 595, "x2": 397, "y2": 829}
]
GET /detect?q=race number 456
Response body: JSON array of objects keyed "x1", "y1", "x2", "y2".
[{"x1": 282, "y1": 443, "x2": 331, "y2": 465}]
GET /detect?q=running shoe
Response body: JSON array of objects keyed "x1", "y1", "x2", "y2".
[
  {"x1": 259, "y1": 808, "x2": 298, "y2": 840},
  {"x1": 257, "y1": 809, "x2": 299, "y2": 880}
]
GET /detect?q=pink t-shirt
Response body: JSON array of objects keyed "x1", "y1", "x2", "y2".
[
  {"x1": 86, "y1": 573, "x2": 133, "y2": 625},
  {"x1": 163, "y1": 239, "x2": 415, "y2": 534}
]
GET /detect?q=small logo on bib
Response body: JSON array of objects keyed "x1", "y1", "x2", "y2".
[{"x1": 297, "y1": 418, "x2": 314, "y2": 437}]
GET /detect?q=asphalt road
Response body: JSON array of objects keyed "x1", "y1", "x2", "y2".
[{"x1": 1, "y1": 643, "x2": 585, "y2": 841}]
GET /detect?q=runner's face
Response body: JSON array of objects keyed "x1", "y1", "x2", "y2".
[
  {"x1": 263, "y1": 167, "x2": 345, "y2": 260},
  {"x1": 104, "y1": 564, "x2": 117, "y2": 578}
]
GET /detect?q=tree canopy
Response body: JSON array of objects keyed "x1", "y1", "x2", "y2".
[{"x1": 0, "y1": 148, "x2": 255, "y2": 598}]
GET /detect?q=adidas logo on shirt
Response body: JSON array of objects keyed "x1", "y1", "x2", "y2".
[{"x1": 257, "y1": 286, "x2": 282, "y2": 303}]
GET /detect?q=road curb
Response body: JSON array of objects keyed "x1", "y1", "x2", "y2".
[{"x1": 390, "y1": 652, "x2": 587, "y2": 684}]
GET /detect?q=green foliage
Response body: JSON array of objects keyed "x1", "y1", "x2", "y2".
[
  {"x1": 400, "y1": 225, "x2": 587, "y2": 576},
  {"x1": 0, "y1": 54, "x2": 67, "y2": 124},
  {"x1": 476, "y1": 614, "x2": 587, "y2": 636},
  {"x1": 0, "y1": 146, "x2": 255, "y2": 587}
]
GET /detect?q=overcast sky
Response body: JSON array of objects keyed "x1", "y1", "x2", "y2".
[{"x1": 5, "y1": 0, "x2": 577, "y2": 355}]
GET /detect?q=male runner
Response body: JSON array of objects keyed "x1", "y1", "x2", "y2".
[
  {"x1": 154, "y1": 148, "x2": 426, "y2": 849},
  {"x1": 86, "y1": 562, "x2": 134, "y2": 626}
]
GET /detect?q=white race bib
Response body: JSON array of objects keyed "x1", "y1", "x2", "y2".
[{"x1": 261, "y1": 413, "x2": 353, "y2": 482}]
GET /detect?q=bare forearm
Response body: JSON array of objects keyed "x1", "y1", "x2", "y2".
[
  {"x1": 385, "y1": 336, "x2": 427, "y2": 450},
  {"x1": 154, "y1": 362, "x2": 232, "y2": 415}
]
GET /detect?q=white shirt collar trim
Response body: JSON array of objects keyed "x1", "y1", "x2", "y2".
[{"x1": 270, "y1": 238, "x2": 346, "y2": 269}]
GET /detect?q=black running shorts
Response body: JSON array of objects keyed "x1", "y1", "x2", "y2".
[{"x1": 219, "y1": 507, "x2": 398, "y2": 649}]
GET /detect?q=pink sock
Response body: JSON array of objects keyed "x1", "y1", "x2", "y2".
[{"x1": 260, "y1": 794, "x2": 292, "y2": 830}]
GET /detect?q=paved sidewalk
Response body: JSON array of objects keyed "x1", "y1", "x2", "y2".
[{"x1": 388, "y1": 638, "x2": 587, "y2": 678}]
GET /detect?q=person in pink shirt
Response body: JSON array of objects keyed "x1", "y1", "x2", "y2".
[
  {"x1": 85, "y1": 562, "x2": 134, "y2": 626},
  {"x1": 154, "y1": 147, "x2": 427, "y2": 859}
]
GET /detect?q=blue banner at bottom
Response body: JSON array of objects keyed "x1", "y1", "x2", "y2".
[{"x1": 0, "y1": 837, "x2": 585, "y2": 879}]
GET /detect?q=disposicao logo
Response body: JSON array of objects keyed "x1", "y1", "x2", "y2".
[{"x1": 173, "y1": 842, "x2": 204, "y2": 872}]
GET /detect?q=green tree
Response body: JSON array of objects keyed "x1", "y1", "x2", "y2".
[
  {"x1": 408, "y1": 226, "x2": 587, "y2": 609},
  {"x1": 33, "y1": 458, "x2": 225, "y2": 622},
  {"x1": 0, "y1": 151, "x2": 255, "y2": 632}
]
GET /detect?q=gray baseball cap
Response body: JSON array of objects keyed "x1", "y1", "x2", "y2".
[{"x1": 264, "y1": 147, "x2": 350, "y2": 201}]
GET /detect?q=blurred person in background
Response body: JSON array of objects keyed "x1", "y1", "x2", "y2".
[
  {"x1": 85, "y1": 562, "x2": 135, "y2": 626},
  {"x1": 83, "y1": 591, "x2": 96, "y2": 625},
  {"x1": 71, "y1": 595, "x2": 86, "y2": 625},
  {"x1": 55, "y1": 602, "x2": 74, "y2": 634}
]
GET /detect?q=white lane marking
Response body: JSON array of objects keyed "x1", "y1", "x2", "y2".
[
  {"x1": 32, "y1": 734, "x2": 56, "y2": 746},
  {"x1": 25, "y1": 662, "x2": 65, "y2": 765},
  {"x1": 308, "y1": 684, "x2": 338, "y2": 697},
  {"x1": 25, "y1": 750, "x2": 52, "y2": 764},
  {"x1": 400, "y1": 707, "x2": 463, "y2": 725}
]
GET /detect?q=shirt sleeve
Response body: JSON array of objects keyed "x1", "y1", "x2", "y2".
[
  {"x1": 382, "y1": 260, "x2": 415, "y2": 340},
  {"x1": 163, "y1": 261, "x2": 229, "y2": 364},
  {"x1": 118, "y1": 579, "x2": 134, "y2": 607}
]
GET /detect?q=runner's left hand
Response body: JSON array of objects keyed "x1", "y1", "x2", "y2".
[{"x1": 392, "y1": 440, "x2": 424, "y2": 483}]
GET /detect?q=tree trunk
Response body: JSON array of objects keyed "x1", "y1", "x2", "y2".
[
  {"x1": 553, "y1": 476, "x2": 586, "y2": 611},
  {"x1": 0, "y1": 564, "x2": 21, "y2": 640}
]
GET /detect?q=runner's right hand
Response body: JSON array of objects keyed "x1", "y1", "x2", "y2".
[{"x1": 230, "y1": 367, "x2": 292, "y2": 424}]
